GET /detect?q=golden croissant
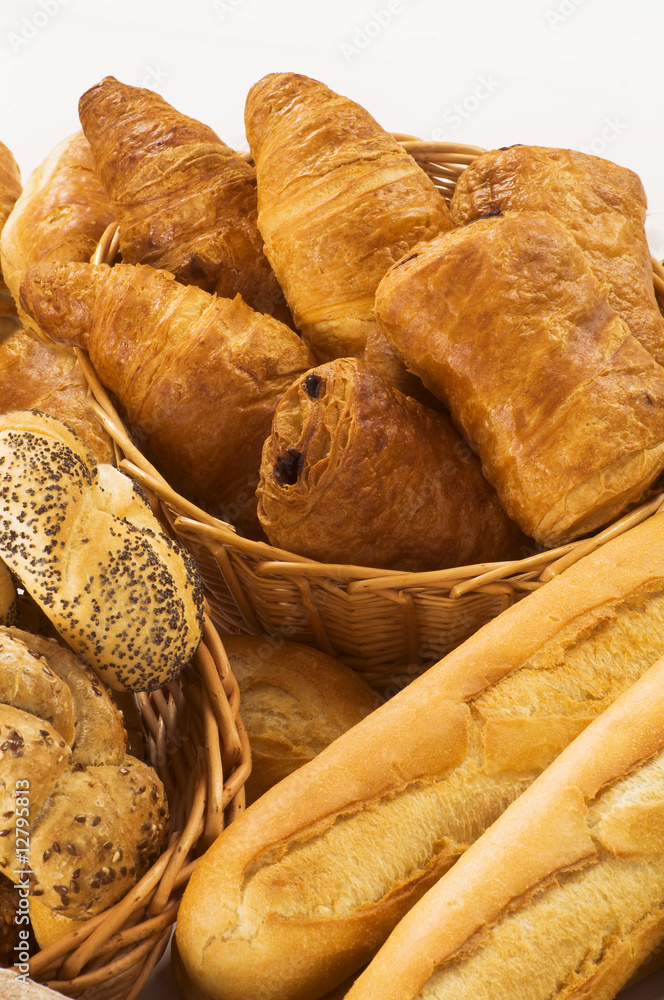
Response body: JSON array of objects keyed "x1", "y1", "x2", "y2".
[
  {"x1": 19, "y1": 261, "x2": 315, "y2": 535},
  {"x1": 245, "y1": 72, "x2": 454, "y2": 363},
  {"x1": 0, "y1": 130, "x2": 114, "y2": 337},
  {"x1": 0, "y1": 140, "x2": 21, "y2": 319},
  {"x1": 0, "y1": 321, "x2": 113, "y2": 464},
  {"x1": 79, "y1": 76, "x2": 291, "y2": 325},
  {"x1": 375, "y1": 211, "x2": 664, "y2": 547},
  {"x1": 451, "y1": 144, "x2": 664, "y2": 364}
]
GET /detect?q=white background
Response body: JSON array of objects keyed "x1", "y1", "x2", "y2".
[{"x1": 1, "y1": 0, "x2": 664, "y2": 997}]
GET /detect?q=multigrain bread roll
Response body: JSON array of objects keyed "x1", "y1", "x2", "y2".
[
  {"x1": 257, "y1": 359, "x2": 526, "y2": 570},
  {"x1": 451, "y1": 144, "x2": 664, "y2": 364},
  {"x1": 19, "y1": 261, "x2": 315, "y2": 536},
  {"x1": 79, "y1": 76, "x2": 290, "y2": 324},
  {"x1": 0, "y1": 627, "x2": 168, "y2": 945},
  {"x1": 0, "y1": 131, "x2": 114, "y2": 334},
  {"x1": 245, "y1": 72, "x2": 453, "y2": 362},
  {"x1": 0, "y1": 142, "x2": 21, "y2": 319},
  {"x1": 375, "y1": 211, "x2": 664, "y2": 547},
  {"x1": 0, "y1": 410, "x2": 204, "y2": 690},
  {"x1": 345, "y1": 655, "x2": 664, "y2": 1000},
  {"x1": 0, "y1": 323, "x2": 113, "y2": 464},
  {"x1": 174, "y1": 511, "x2": 664, "y2": 1000},
  {"x1": 224, "y1": 635, "x2": 379, "y2": 804}
]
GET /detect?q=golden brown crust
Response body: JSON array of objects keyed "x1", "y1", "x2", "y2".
[
  {"x1": 0, "y1": 323, "x2": 113, "y2": 464},
  {"x1": 19, "y1": 261, "x2": 315, "y2": 536},
  {"x1": 224, "y1": 635, "x2": 379, "y2": 804},
  {"x1": 244, "y1": 72, "x2": 453, "y2": 361},
  {"x1": 0, "y1": 141, "x2": 21, "y2": 319},
  {"x1": 0, "y1": 131, "x2": 114, "y2": 333},
  {"x1": 345, "y1": 658, "x2": 664, "y2": 1000},
  {"x1": 0, "y1": 626, "x2": 167, "y2": 937},
  {"x1": 257, "y1": 359, "x2": 526, "y2": 570},
  {"x1": 79, "y1": 76, "x2": 290, "y2": 324},
  {"x1": 375, "y1": 211, "x2": 664, "y2": 547},
  {"x1": 175, "y1": 512, "x2": 664, "y2": 1000},
  {"x1": 4, "y1": 628, "x2": 126, "y2": 766},
  {"x1": 0, "y1": 410, "x2": 204, "y2": 691},
  {"x1": 451, "y1": 145, "x2": 664, "y2": 364}
]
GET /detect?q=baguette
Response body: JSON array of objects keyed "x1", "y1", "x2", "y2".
[
  {"x1": 175, "y1": 510, "x2": 664, "y2": 1000},
  {"x1": 345, "y1": 653, "x2": 664, "y2": 1000}
]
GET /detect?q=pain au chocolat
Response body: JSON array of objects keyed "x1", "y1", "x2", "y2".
[
  {"x1": 257, "y1": 358, "x2": 525, "y2": 571},
  {"x1": 451, "y1": 144, "x2": 664, "y2": 364},
  {"x1": 375, "y1": 211, "x2": 664, "y2": 548}
]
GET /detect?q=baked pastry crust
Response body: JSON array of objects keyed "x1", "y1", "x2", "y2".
[
  {"x1": 451, "y1": 144, "x2": 664, "y2": 364},
  {"x1": 0, "y1": 141, "x2": 21, "y2": 319},
  {"x1": 19, "y1": 261, "x2": 315, "y2": 536},
  {"x1": 79, "y1": 76, "x2": 290, "y2": 325},
  {"x1": 258, "y1": 358, "x2": 525, "y2": 570},
  {"x1": 245, "y1": 72, "x2": 453, "y2": 361},
  {"x1": 0, "y1": 131, "x2": 114, "y2": 335},
  {"x1": 375, "y1": 211, "x2": 664, "y2": 546}
]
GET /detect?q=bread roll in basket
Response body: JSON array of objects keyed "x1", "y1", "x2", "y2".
[{"x1": 80, "y1": 138, "x2": 664, "y2": 692}]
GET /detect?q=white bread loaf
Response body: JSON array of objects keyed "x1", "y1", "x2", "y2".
[
  {"x1": 0, "y1": 409, "x2": 204, "y2": 690},
  {"x1": 224, "y1": 635, "x2": 379, "y2": 804},
  {"x1": 175, "y1": 510, "x2": 664, "y2": 1000},
  {"x1": 345, "y1": 653, "x2": 664, "y2": 1000}
]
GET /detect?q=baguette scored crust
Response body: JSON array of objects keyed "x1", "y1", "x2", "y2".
[
  {"x1": 345, "y1": 654, "x2": 664, "y2": 1000},
  {"x1": 175, "y1": 510, "x2": 664, "y2": 1000}
]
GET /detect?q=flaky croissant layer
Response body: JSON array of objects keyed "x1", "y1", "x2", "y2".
[{"x1": 19, "y1": 260, "x2": 315, "y2": 535}]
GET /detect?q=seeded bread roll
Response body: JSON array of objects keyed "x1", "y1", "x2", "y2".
[
  {"x1": 0, "y1": 627, "x2": 168, "y2": 947},
  {"x1": 175, "y1": 511, "x2": 664, "y2": 1000},
  {"x1": 224, "y1": 635, "x2": 379, "y2": 803},
  {"x1": 0, "y1": 410, "x2": 204, "y2": 691},
  {"x1": 346, "y1": 655, "x2": 664, "y2": 1000}
]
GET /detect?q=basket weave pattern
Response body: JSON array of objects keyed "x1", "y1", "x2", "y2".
[
  {"x1": 26, "y1": 600, "x2": 249, "y2": 997},
  {"x1": 84, "y1": 141, "x2": 664, "y2": 691}
]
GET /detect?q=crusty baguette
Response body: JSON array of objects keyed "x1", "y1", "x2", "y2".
[
  {"x1": 175, "y1": 510, "x2": 664, "y2": 1000},
  {"x1": 0, "y1": 410, "x2": 204, "y2": 690},
  {"x1": 345, "y1": 654, "x2": 664, "y2": 1000},
  {"x1": 224, "y1": 635, "x2": 379, "y2": 803}
]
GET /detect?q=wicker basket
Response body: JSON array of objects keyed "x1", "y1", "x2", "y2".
[
  {"x1": 85, "y1": 140, "x2": 664, "y2": 692},
  {"x1": 24, "y1": 576, "x2": 250, "y2": 996}
]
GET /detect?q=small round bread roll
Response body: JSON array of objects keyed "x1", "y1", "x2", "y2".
[{"x1": 223, "y1": 635, "x2": 380, "y2": 803}]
